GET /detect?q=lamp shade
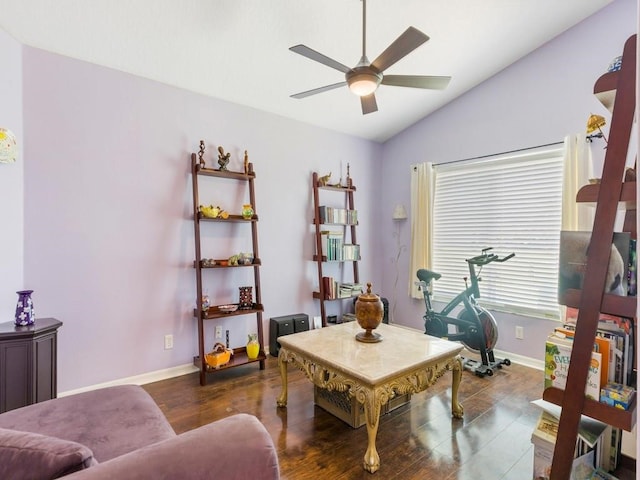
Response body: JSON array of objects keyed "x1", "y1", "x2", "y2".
[
  {"x1": 586, "y1": 114, "x2": 606, "y2": 134},
  {"x1": 392, "y1": 204, "x2": 407, "y2": 220},
  {"x1": 346, "y1": 66, "x2": 382, "y2": 97}
]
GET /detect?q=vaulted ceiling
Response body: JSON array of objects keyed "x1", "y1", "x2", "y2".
[{"x1": 0, "y1": 0, "x2": 613, "y2": 142}]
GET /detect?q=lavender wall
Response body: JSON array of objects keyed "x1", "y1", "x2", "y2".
[
  {"x1": 379, "y1": 0, "x2": 636, "y2": 362},
  {"x1": 3, "y1": 0, "x2": 636, "y2": 391},
  {"x1": 0, "y1": 30, "x2": 24, "y2": 318},
  {"x1": 20, "y1": 49, "x2": 382, "y2": 391}
]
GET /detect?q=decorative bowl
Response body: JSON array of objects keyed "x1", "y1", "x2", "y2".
[{"x1": 218, "y1": 304, "x2": 239, "y2": 313}]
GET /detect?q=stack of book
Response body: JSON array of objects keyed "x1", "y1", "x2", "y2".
[
  {"x1": 318, "y1": 206, "x2": 358, "y2": 225},
  {"x1": 545, "y1": 309, "x2": 637, "y2": 472},
  {"x1": 564, "y1": 308, "x2": 635, "y2": 389},
  {"x1": 339, "y1": 283, "x2": 362, "y2": 298},
  {"x1": 321, "y1": 278, "x2": 362, "y2": 300},
  {"x1": 545, "y1": 331, "x2": 602, "y2": 401},
  {"x1": 530, "y1": 399, "x2": 614, "y2": 478},
  {"x1": 317, "y1": 232, "x2": 360, "y2": 262}
]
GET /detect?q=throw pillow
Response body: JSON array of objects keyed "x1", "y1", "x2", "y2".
[{"x1": 0, "y1": 428, "x2": 98, "y2": 479}]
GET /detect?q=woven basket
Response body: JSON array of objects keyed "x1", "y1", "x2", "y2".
[{"x1": 205, "y1": 342, "x2": 233, "y2": 369}]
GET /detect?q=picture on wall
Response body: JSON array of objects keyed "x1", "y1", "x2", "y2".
[{"x1": 558, "y1": 231, "x2": 631, "y2": 299}]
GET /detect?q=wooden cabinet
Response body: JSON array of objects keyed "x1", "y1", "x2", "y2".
[
  {"x1": 546, "y1": 34, "x2": 637, "y2": 479},
  {"x1": 190, "y1": 152, "x2": 266, "y2": 386},
  {"x1": 311, "y1": 171, "x2": 360, "y2": 327},
  {"x1": 0, "y1": 317, "x2": 62, "y2": 413}
]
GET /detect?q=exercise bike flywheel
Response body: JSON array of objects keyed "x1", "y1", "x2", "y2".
[{"x1": 456, "y1": 306, "x2": 498, "y2": 353}]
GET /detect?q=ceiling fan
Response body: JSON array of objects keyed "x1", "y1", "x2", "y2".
[{"x1": 289, "y1": 0, "x2": 451, "y2": 115}]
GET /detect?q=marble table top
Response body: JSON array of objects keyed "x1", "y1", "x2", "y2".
[{"x1": 277, "y1": 322, "x2": 463, "y2": 385}]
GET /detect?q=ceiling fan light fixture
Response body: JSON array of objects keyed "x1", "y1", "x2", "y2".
[{"x1": 346, "y1": 69, "x2": 381, "y2": 97}]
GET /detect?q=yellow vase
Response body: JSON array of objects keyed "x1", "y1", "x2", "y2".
[
  {"x1": 246, "y1": 334, "x2": 260, "y2": 360},
  {"x1": 242, "y1": 204, "x2": 254, "y2": 220}
]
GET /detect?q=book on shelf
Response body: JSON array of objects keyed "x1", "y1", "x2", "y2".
[
  {"x1": 322, "y1": 276, "x2": 335, "y2": 300},
  {"x1": 531, "y1": 399, "x2": 613, "y2": 474},
  {"x1": 564, "y1": 308, "x2": 635, "y2": 387},
  {"x1": 558, "y1": 231, "x2": 631, "y2": 299},
  {"x1": 342, "y1": 244, "x2": 360, "y2": 261},
  {"x1": 318, "y1": 230, "x2": 330, "y2": 257},
  {"x1": 318, "y1": 206, "x2": 358, "y2": 225},
  {"x1": 544, "y1": 333, "x2": 602, "y2": 401},
  {"x1": 320, "y1": 279, "x2": 362, "y2": 300},
  {"x1": 340, "y1": 283, "x2": 363, "y2": 297},
  {"x1": 327, "y1": 231, "x2": 344, "y2": 261},
  {"x1": 553, "y1": 326, "x2": 610, "y2": 388}
]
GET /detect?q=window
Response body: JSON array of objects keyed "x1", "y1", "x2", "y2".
[{"x1": 431, "y1": 148, "x2": 564, "y2": 319}]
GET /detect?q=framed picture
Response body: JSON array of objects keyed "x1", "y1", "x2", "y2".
[{"x1": 558, "y1": 231, "x2": 631, "y2": 299}]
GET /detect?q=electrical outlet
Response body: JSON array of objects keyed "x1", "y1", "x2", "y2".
[
  {"x1": 515, "y1": 326, "x2": 524, "y2": 340},
  {"x1": 164, "y1": 334, "x2": 173, "y2": 350},
  {"x1": 215, "y1": 326, "x2": 222, "y2": 338}
]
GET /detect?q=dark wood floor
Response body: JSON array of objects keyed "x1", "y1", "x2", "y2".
[{"x1": 143, "y1": 357, "x2": 635, "y2": 480}]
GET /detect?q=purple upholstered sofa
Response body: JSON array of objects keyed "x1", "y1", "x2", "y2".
[{"x1": 0, "y1": 385, "x2": 280, "y2": 479}]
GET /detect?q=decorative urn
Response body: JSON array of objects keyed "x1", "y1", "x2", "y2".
[
  {"x1": 241, "y1": 204, "x2": 254, "y2": 220},
  {"x1": 354, "y1": 282, "x2": 383, "y2": 343}
]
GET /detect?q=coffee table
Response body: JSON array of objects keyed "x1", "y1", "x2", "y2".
[{"x1": 276, "y1": 322, "x2": 464, "y2": 473}]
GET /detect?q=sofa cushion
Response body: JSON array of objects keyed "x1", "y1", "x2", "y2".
[
  {"x1": 0, "y1": 385, "x2": 176, "y2": 462},
  {"x1": 0, "y1": 428, "x2": 97, "y2": 479}
]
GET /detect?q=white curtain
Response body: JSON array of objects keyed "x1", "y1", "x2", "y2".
[
  {"x1": 409, "y1": 163, "x2": 434, "y2": 298},
  {"x1": 562, "y1": 133, "x2": 594, "y2": 230}
]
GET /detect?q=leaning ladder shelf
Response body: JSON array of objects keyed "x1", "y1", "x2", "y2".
[
  {"x1": 311, "y1": 172, "x2": 360, "y2": 327},
  {"x1": 190, "y1": 153, "x2": 266, "y2": 386},
  {"x1": 545, "y1": 34, "x2": 637, "y2": 479}
]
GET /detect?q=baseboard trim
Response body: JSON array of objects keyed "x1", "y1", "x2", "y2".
[
  {"x1": 458, "y1": 347, "x2": 543, "y2": 371},
  {"x1": 58, "y1": 363, "x2": 199, "y2": 397},
  {"x1": 493, "y1": 349, "x2": 544, "y2": 371}
]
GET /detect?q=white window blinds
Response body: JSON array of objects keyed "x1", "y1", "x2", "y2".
[{"x1": 431, "y1": 149, "x2": 564, "y2": 319}]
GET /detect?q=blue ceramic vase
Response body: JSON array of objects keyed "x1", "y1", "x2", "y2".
[{"x1": 15, "y1": 290, "x2": 35, "y2": 326}]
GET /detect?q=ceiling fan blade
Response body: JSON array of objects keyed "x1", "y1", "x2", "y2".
[
  {"x1": 371, "y1": 27, "x2": 429, "y2": 72},
  {"x1": 361, "y1": 93, "x2": 378, "y2": 115},
  {"x1": 382, "y1": 75, "x2": 451, "y2": 90},
  {"x1": 290, "y1": 81, "x2": 347, "y2": 99},
  {"x1": 289, "y1": 45, "x2": 351, "y2": 74}
]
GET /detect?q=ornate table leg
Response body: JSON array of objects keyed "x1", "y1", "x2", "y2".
[
  {"x1": 276, "y1": 350, "x2": 289, "y2": 408},
  {"x1": 451, "y1": 356, "x2": 464, "y2": 418},
  {"x1": 360, "y1": 388, "x2": 383, "y2": 473}
]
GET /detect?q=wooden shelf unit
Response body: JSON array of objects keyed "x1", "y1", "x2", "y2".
[
  {"x1": 311, "y1": 172, "x2": 360, "y2": 326},
  {"x1": 190, "y1": 153, "x2": 266, "y2": 386},
  {"x1": 545, "y1": 34, "x2": 637, "y2": 479}
]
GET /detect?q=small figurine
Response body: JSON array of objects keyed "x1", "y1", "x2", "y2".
[
  {"x1": 198, "y1": 140, "x2": 206, "y2": 168},
  {"x1": 346, "y1": 163, "x2": 352, "y2": 187},
  {"x1": 243, "y1": 150, "x2": 249, "y2": 174},
  {"x1": 318, "y1": 172, "x2": 331, "y2": 186},
  {"x1": 217, "y1": 146, "x2": 230, "y2": 171}
]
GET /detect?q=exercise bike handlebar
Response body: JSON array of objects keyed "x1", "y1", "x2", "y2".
[{"x1": 466, "y1": 251, "x2": 515, "y2": 266}]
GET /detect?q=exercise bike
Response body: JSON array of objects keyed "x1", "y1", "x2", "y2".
[{"x1": 416, "y1": 248, "x2": 515, "y2": 377}]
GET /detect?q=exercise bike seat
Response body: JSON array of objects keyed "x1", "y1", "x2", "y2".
[{"x1": 417, "y1": 269, "x2": 441, "y2": 285}]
